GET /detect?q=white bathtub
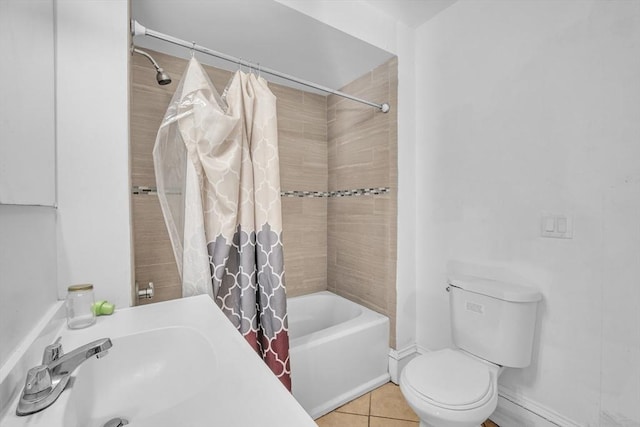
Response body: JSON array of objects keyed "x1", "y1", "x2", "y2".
[{"x1": 288, "y1": 291, "x2": 390, "y2": 419}]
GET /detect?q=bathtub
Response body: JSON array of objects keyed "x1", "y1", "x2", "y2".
[{"x1": 288, "y1": 291, "x2": 390, "y2": 419}]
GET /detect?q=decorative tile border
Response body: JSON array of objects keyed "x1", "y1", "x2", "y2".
[
  {"x1": 331, "y1": 187, "x2": 390, "y2": 197},
  {"x1": 132, "y1": 186, "x2": 157, "y2": 195},
  {"x1": 280, "y1": 190, "x2": 330, "y2": 198},
  {"x1": 282, "y1": 187, "x2": 390, "y2": 198},
  {"x1": 133, "y1": 186, "x2": 390, "y2": 198}
]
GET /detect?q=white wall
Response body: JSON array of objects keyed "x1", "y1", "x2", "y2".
[
  {"x1": 0, "y1": 1, "x2": 56, "y2": 206},
  {"x1": 0, "y1": 0, "x2": 130, "y2": 375},
  {"x1": 393, "y1": 23, "x2": 418, "y2": 352},
  {"x1": 55, "y1": 0, "x2": 132, "y2": 309},
  {"x1": 0, "y1": 1, "x2": 58, "y2": 371},
  {"x1": 0, "y1": 206, "x2": 58, "y2": 368},
  {"x1": 415, "y1": 0, "x2": 640, "y2": 425}
]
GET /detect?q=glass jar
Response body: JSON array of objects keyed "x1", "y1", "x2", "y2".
[{"x1": 66, "y1": 284, "x2": 96, "y2": 329}]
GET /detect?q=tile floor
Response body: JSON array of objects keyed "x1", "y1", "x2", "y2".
[{"x1": 315, "y1": 382, "x2": 499, "y2": 427}]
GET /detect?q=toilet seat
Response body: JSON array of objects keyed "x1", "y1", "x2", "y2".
[{"x1": 402, "y1": 349, "x2": 495, "y2": 411}]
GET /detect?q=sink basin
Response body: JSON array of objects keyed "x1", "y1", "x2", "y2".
[
  {"x1": 62, "y1": 327, "x2": 217, "y2": 427},
  {"x1": 0, "y1": 295, "x2": 316, "y2": 427}
]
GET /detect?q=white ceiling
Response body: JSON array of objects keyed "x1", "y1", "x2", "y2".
[
  {"x1": 131, "y1": 0, "x2": 395, "y2": 93},
  {"x1": 131, "y1": 0, "x2": 456, "y2": 94},
  {"x1": 364, "y1": 0, "x2": 458, "y2": 28}
]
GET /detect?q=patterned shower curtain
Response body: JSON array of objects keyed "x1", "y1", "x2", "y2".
[{"x1": 153, "y1": 57, "x2": 291, "y2": 390}]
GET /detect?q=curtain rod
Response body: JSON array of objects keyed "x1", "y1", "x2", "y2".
[{"x1": 131, "y1": 20, "x2": 390, "y2": 113}]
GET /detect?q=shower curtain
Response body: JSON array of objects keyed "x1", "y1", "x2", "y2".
[{"x1": 153, "y1": 57, "x2": 291, "y2": 390}]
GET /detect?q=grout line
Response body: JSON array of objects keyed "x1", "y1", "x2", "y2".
[
  {"x1": 327, "y1": 385, "x2": 426, "y2": 426},
  {"x1": 368, "y1": 415, "x2": 420, "y2": 425},
  {"x1": 369, "y1": 415, "x2": 420, "y2": 423},
  {"x1": 368, "y1": 390, "x2": 372, "y2": 427},
  {"x1": 334, "y1": 409, "x2": 368, "y2": 416}
]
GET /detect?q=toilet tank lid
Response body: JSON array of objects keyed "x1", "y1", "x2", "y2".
[{"x1": 448, "y1": 274, "x2": 542, "y2": 302}]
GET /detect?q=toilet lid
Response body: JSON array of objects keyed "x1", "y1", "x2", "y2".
[{"x1": 404, "y1": 349, "x2": 492, "y2": 408}]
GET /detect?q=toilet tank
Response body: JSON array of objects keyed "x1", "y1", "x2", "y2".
[{"x1": 448, "y1": 274, "x2": 541, "y2": 368}]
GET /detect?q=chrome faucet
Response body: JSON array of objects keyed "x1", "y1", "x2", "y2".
[{"x1": 16, "y1": 337, "x2": 112, "y2": 416}]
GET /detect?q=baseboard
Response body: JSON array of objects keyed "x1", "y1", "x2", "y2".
[
  {"x1": 388, "y1": 344, "x2": 421, "y2": 384},
  {"x1": 493, "y1": 386, "x2": 583, "y2": 427}
]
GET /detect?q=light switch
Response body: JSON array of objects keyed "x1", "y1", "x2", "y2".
[
  {"x1": 541, "y1": 213, "x2": 573, "y2": 239},
  {"x1": 557, "y1": 217, "x2": 567, "y2": 233},
  {"x1": 544, "y1": 217, "x2": 556, "y2": 232}
]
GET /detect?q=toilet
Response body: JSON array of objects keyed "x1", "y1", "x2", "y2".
[{"x1": 400, "y1": 274, "x2": 541, "y2": 427}]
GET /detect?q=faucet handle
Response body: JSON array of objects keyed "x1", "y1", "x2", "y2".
[
  {"x1": 23, "y1": 365, "x2": 52, "y2": 400},
  {"x1": 42, "y1": 337, "x2": 63, "y2": 365}
]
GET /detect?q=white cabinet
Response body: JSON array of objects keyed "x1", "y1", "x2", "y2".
[{"x1": 0, "y1": 0, "x2": 56, "y2": 206}]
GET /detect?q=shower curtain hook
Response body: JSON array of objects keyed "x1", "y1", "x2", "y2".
[
  {"x1": 257, "y1": 63, "x2": 261, "y2": 78},
  {"x1": 190, "y1": 41, "x2": 196, "y2": 58}
]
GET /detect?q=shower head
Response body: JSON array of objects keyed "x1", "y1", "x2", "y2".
[
  {"x1": 132, "y1": 47, "x2": 172, "y2": 86},
  {"x1": 155, "y1": 68, "x2": 172, "y2": 85}
]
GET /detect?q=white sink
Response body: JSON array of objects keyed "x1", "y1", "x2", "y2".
[
  {"x1": 62, "y1": 327, "x2": 217, "y2": 426},
  {"x1": 0, "y1": 295, "x2": 316, "y2": 427}
]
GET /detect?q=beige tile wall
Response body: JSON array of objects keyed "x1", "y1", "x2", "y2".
[
  {"x1": 131, "y1": 51, "x2": 185, "y2": 306},
  {"x1": 327, "y1": 57, "x2": 398, "y2": 348},
  {"x1": 272, "y1": 84, "x2": 328, "y2": 297},
  {"x1": 131, "y1": 50, "x2": 397, "y2": 348},
  {"x1": 130, "y1": 49, "x2": 327, "y2": 304}
]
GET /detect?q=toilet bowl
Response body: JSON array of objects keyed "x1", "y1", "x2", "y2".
[{"x1": 400, "y1": 349, "x2": 502, "y2": 427}]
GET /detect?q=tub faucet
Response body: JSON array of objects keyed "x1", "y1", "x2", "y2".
[{"x1": 16, "y1": 337, "x2": 113, "y2": 416}]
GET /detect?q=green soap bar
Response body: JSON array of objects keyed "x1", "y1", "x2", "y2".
[
  {"x1": 92, "y1": 301, "x2": 115, "y2": 316},
  {"x1": 100, "y1": 302, "x2": 115, "y2": 315}
]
